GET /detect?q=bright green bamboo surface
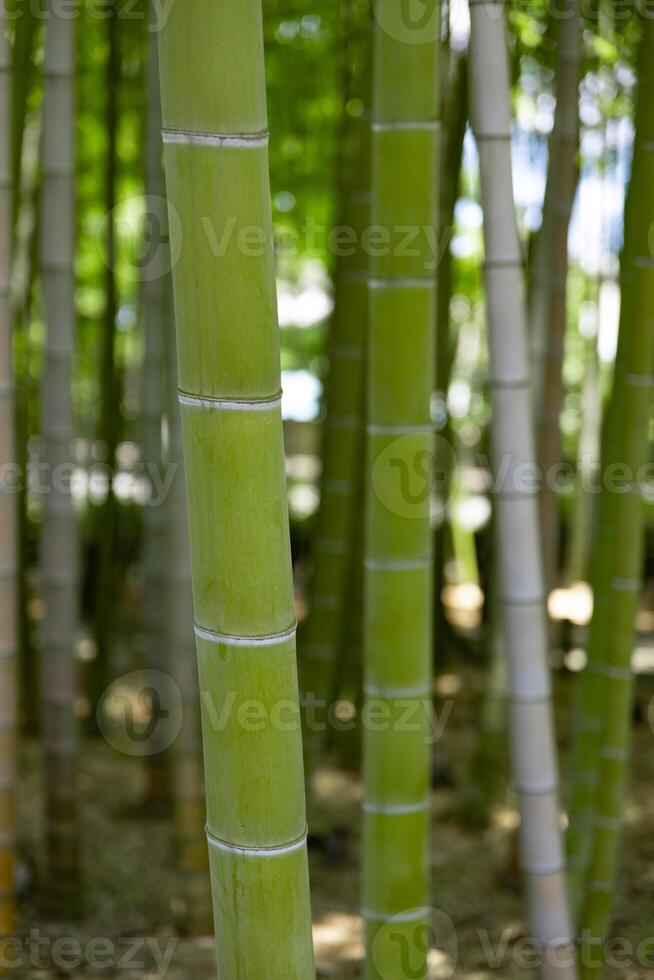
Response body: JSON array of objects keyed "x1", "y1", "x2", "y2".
[
  {"x1": 576, "y1": 17, "x2": 654, "y2": 974},
  {"x1": 159, "y1": 2, "x2": 315, "y2": 975},
  {"x1": 362, "y1": 3, "x2": 439, "y2": 976}
]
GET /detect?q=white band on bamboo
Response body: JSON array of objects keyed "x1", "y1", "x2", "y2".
[
  {"x1": 600, "y1": 746, "x2": 629, "y2": 761},
  {"x1": 361, "y1": 906, "x2": 430, "y2": 923},
  {"x1": 193, "y1": 622, "x2": 296, "y2": 648},
  {"x1": 206, "y1": 826, "x2": 307, "y2": 857},
  {"x1": 635, "y1": 255, "x2": 654, "y2": 268},
  {"x1": 0, "y1": 645, "x2": 15, "y2": 660},
  {"x1": 178, "y1": 391, "x2": 282, "y2": 411},
  {"x1": 363, "y1": 799, "x2": 429, "y2": 815},
  {"x1": 369, "y1": 278, "x2": 435, "y2": 290},
  {"x1": 372, "y1": 121, "x2": 440, "y2": 132},
  {"x1": 592, "y1": 814, "x2": 622, "y2": 831},
  {"x1": 364, "y1": 683, "x2": 431, "y2": 698},
  {"x1": 611, "y1": 577, "x2": 641, "y2": 592},
  {"x1": 522, "y1": 861, "x2": 566, "y2": 877},
  {"x1": 367, "y1": 423, "x2": 433, "y2": 435},
  {"x1": 163, "y1": 130, "x2": 269, "y2": 149},
  {"x1": 517, "y1": 782, "x2": 559, "y2": 796},
  {"x1": 586, "y1": 879, "x2": 613, "y2": 894},
  {"x1": 590, "y1": 662, "x2": 632, "y2": 681},
  {"x1": 364, "y1": 557, "x2": 431, "y2": 571},
  {"x1": 625, "y1": 373, "x2": 654, "y2": 388}
]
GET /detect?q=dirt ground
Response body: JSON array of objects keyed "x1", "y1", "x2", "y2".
[{"x1": 13, "y1": 668, "x2": 654, "y2": 979}]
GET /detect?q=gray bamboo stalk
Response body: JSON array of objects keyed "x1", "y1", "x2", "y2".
[
  {"x1": 468, "y1": 2, "x2": 576, "y2": 975},
  {"x1": 532, "y1": 0, "x2": 581, "y2": 595},
  {"x1": 141, "y1": 11, "x2": 170, "y2": 813},
  {"x1": 0, "y1": 6, "x2": 17, "y2": 939},
  {"x1": 40, "y1": 2, "x2": 79, "y2": 913},
  {"x1": 146, "y1": 18, "x2": 211, "y2": 932}
]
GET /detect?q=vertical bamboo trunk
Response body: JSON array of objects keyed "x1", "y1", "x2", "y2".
[
  {"x1": 158, "y1": 2, "x2": 315, "y2": 973},
  {"x1": 40, "y1": 4, "x2": 79, "y2": 915},
  {"x1": 362, "y1": 4, "x2": 439, "y2": 976},
  {"x1": 141, "y1": 16, "x2": 169, "y2": 815},
  {"x1": 533, "y1": 1, "x2": 581, "y2": 595},
  {"x1": 575, "y1": 18, "x2": 654, "y2": 974},
  {"x1": 145, "y1": 15, "x2": 211, "y2": 933},
  {"x1": 301, "y1": 15, "x2": 370, "y2": 781},
  {"x1": 468, "y1": 2, "x2": 576, "y2": 976},
  {"x1": 93, "y1": 0, "x2": 120, "y2": 706},
  {"x1": 0, "y1": 6, "x2": 16, "y2": 941}
]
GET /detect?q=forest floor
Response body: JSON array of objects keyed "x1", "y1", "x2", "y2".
[{"x1": 13, "y1": 665, "x2": 654, "y2": 980}]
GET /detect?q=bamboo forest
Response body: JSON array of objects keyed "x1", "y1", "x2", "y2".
[{"x1": 2, "y1": 0, "x2": 654, "y2": 976}]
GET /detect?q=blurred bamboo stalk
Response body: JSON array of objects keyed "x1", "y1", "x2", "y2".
[
  {"x1": 158, "y1": 0, "x2": 315, "y2": 971},
  {"x1": 468, "y1": 1, "x2": 576, "y2": 975},
  {"x1": 362, "y1": 2, "x2": 439, "y2": 975},
  {"x1": 144, "y1": 12, "x2": 211, "y2": 933},
  {"x1": 574, "y1": 17, "x2": 654, "y2": 973},
  {"x1": 141, "y1": 11, "x2": 170, "y2": 816},
  {"x1": 40, "y1": 2, "x2": 79, "y2": 915},
  {"x1": 0, "y1": 5, "x2": 17, "y2": 942},
  {"x1": 301, "y1": 6, "x2": 370, "y2": 782},
  {"x1": 531, "y1": 0, "x2": 581, "y2": 596}
]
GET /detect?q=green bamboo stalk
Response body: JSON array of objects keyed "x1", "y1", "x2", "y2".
[
  {"x1": 301, "y1": 13, "x2": 370, "y2": 781},
  {"x1": 533, "y1": 0, "x2": 581, "y2": 595},
  {"x1": 468, "y1": 2, "x2": 576, "y2": 975},
  {"x1": 0, "y1": 5, "x2": 17, "y2": 941},
  {"x1": 566, "y1": 15, "x2": 652, "y2": 918},
  {"x1": 575, "y1": 18, "x2": 654, "y2": 974},
  {"x1": 40, "y1": 1, "x2": 79, "y2": 914},
  {"x1": 158, "y1": 2, "x2": 315, "y2": 973},
  {"x1": 362, "y1": 4, "x2": 439, "y2": 976},
  {"x1": 92, "y1": 0, "x2": 120, "y2": 710},
  {"x1": 141, "y1": 14, "x2": 170, "y2": 815}
]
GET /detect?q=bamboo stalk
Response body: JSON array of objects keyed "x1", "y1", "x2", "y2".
[
  {"x1": 301, "y1": 12, "x2": 370, "y2": 781},
  {"x1": 362, "y1": 3, "x2": 439, "y2": 975},
  {"x1": 532, "y1": 0, "x2": 581, "y2": 595},
  {"x1": 158, "y1": 2, "x2": 315, "y2": 972},
  {"x1": 40, "y1": 2, "x2": 79, "y2": 915},
  {"x1": 468, "y1": 2, "x2": 576, "y2": 975},
  {"x1": 143, "y1": 15, "x2": 211, "y2": 932},
  {"x1": 0, "y1": 5, "x2": 17, "y2": 941},
  {"x1": 575, "y1": 17, "x2": 654, "y2": 974},
  {"x1": 141, "y1": 12, "x2": 170, "y2": 815}
]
